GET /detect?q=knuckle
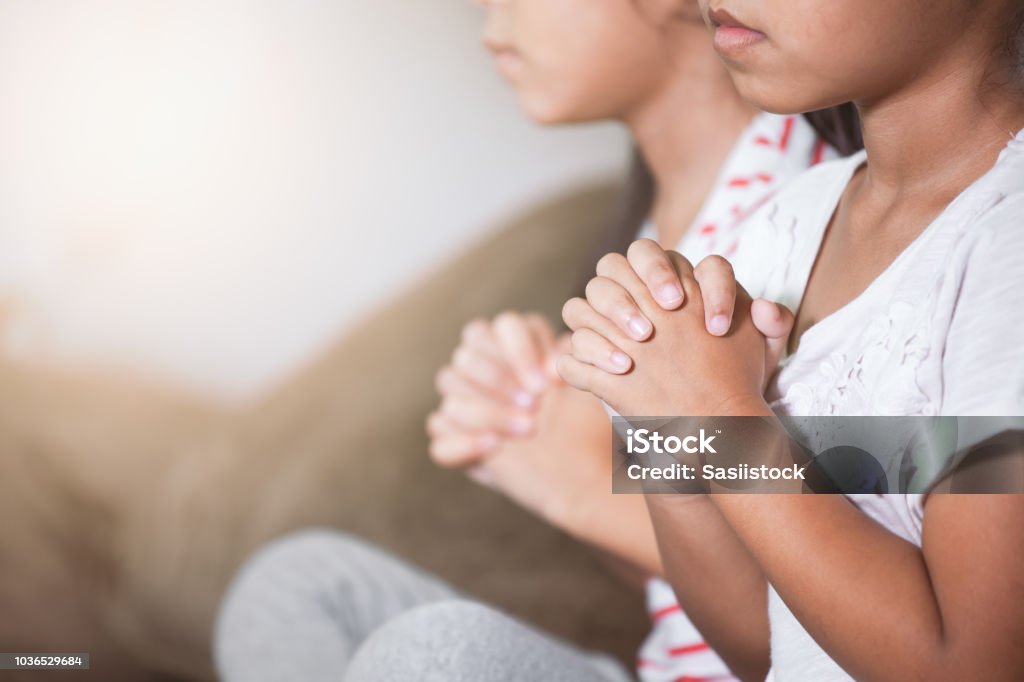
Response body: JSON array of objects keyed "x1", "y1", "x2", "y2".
[
  {"x1": 461, "y1": 318, "x2": 489, "y2": 343},
  {"x1": 626, "y1": 238, "x2": 657, "y2": 259},
  {"x1": 595, "y1": 252, "x2": 627, "y2": 277},
  {"x1": 642, "y1": 264, "x2": 678, "y2": 291},
  {"x1": 428, "y1": 439, "x2": 448, "y2": 463},
  {"x1": 610, "y1": 288, "x2": 635, "y2": 314},
  {"x1": 426, "y1": 413, "x2": 447, "y2": 438},
  {"x1": 493, "y1": 310, "x2": 523, "y2": 331},
  {"x1": 434, "y1": 366, "x2": 451, "y2": 393},
  {"x1": 439, "y1": 395, "x2": 458, "y2": 418},
  {"x1": 586, "y1": 278, "x2": 630, "y2": 313},
  {"x1": 648, "y1": 257, "x2": 676, "y2": 280},
  {"x1": 708, "y1": 254, "x2": 734, "y2": 271},
  {"x1": 696, "y1": 254, "x2": 734, "y2": 279},
  {"x1": 452, "y1": 346, "x2": 472, "y2": 370},
  {"x1": 562, "y1": 297, "x2": 587, "y2": 326}
]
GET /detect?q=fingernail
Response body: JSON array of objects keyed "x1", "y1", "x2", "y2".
[
  {"x1": 610, "y1": 351, "x2": 631, "y2": 372},
  {"x1": 512, "y1": 390, "x2": 535, "y2": 408},
  {"x1": 526, "y1": 369, "x2": 549, "y2": 393},
  {"x1": 507, "y1": 415, "x2": 534, "y2": 435},
  {"x1": 657, "y1": 283, "x2": 684, "y2": 307},
  {"x1": 709, "y1": 314, "x2": 730, "y2": 336},
  {"x1": 628, "y1": 315, "x2": 652, "y2": 340}
]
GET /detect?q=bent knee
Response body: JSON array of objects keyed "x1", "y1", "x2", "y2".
[{"x1": 344, "y1": 600, "x2": 511, "y2": 681}]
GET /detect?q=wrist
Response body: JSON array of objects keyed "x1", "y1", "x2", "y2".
[
  {"x1": 706, "y1": 391, "x2": 774, "y2": 417},
  {"x1": 544, "y1": 484, "x2": 598, "y2": 538}
]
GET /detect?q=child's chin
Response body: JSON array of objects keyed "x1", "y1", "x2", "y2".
[{"x1": 734, "y1": 78, "x2": 834, "y2": 117}]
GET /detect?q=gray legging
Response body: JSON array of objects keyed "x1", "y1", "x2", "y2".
[{"x1": 215, "y1": 530, "x2": 633, "y2": 682}]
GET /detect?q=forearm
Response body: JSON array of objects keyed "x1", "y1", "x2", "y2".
[
  {"x1": 645, "y1": 494, "x2": 771, "y2": 682},
  {"x1": 560, "y1": 488, "x2": 664, "y2": 577},
  {"x1": 693, "y1": 404, "x2": 945, "y2": 680},
  {"x1": 703, "y1": 412, "x2": 1022, "y2": 682},
  {"x1": 712, "y1": 494, "x2": 948, "y2": 682}
]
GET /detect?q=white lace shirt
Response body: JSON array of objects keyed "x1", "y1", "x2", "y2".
[{"x1": 731, "y1": 131, "x2": 1024, "y2": 681}]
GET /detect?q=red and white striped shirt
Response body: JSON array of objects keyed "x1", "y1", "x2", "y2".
[{"x1": 636, "y1": 112, "x2": 836, "y2": 682}]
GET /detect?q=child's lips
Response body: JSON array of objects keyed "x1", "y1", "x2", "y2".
[
  {"x1": 708, "y1": 6, "x2": 766, "y2": 54},
  {"x1": 484, "y1": 39, "x2": 524, "y2": 78},
  {"x1": 713, "y1": 25, "x2": 767, "y2": 54}
]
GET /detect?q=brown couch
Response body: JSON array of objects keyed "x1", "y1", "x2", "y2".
[{"x1": 0, "y1": 181, "x2": 649, "y2": 681}]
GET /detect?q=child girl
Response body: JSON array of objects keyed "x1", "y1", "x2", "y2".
[
  {"x1": 553, "y1": 0, "x2": 1024, "y2": 680},
  {"x1": 215, "y1": 2, "x2": 857, "y2": 681},
  {"x1": 427, "y1": 1, "x2": 858, "y2": 680}
]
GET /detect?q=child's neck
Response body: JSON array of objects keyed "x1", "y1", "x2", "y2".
[
  {"x1": 858, "y1": 50, "x2": 1024, "y2": 207},
  {"x1": 626, "y1": 39, "x2": 756, "y2": 249}
]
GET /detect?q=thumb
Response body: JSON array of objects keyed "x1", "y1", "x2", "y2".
[{"x1": 751, "y1": 298, "x2": 795, "y2": 378}]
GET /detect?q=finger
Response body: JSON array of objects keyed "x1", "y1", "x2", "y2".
[
  {"x1": 466, "y1": 464, "x2": 498, "y2": 489},
  {"x1": 626, "y1": 239, "x2": 686, "y2": 310},
  {"x1": 426, "y1": 409, "x2": 458, "y2": 439},
  {"x1": 546, "y1": 333, "x2": 573, "y2": 379},
  {"x1": 555, "y1": 355, "x2": 614, "y2": 405},
  {"x1": 556, "y1": 354, "x2": 597, "y2": 393},
  {"x1": 436, "y1": 363, "x2": 534, "y2": 411},
  {"x1": 595, "y1": 251, "x2": 665, "y2": 321},
  {"x1": 525, "y1": 314, "x2": 557, "y2": 353},
  {"x1": 584, "y1": 276, "x2": 653, "y2": 342},
  {"x1": 450, "y1": 345, "x2": 534, "y2": 409},
  {"x1": 493, "y1": 312, "x2": 549, "y2": 394},
  {"x1": 464, "y1": 317, "x2": 526, "y2": 367},
  {"x1": 440, "y1": 394, "x2": 535, "y2": 436},
  {"x1": 751, "y1": 298, "x2": 796, "y2": 373},
  {"x1": 429, "y1": 432, "x2": 500, "y2": 468},
  {"x1": 561, "y1": 297, "x2": 636, "y2": 349},
  {"x1": 525, "y1": 314, "x2": 563, "y2": 381},
  {"x1": 570, "y1": 328, "x2": 632, "y2": 374},
  {"x1": 460, "y1": 318, "x2": 494, "y2": 351},
  {"x1": 461, "y1": 320, "x2": 538, "y2": 408},
  {"x1": 693, "y1": 255, "x2": 737, "y2": 336},
  {"x1": 434, "y1": 366, "x2": 480, "y2": 400}
]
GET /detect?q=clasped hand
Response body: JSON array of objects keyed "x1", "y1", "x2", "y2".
[{"x1": 558, "y1": 239, "x2": 793, "y2": 417}]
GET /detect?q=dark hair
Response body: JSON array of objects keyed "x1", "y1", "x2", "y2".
[
  {"x1": 1007, "y1": 3, "x2": 1024, "y2": 75},
  {"x1": 582, "y1": 103, "x2": 863, "y2": 276},
  {"x1": 803, "y1": 103, "x2": 863, "y2": 158}
]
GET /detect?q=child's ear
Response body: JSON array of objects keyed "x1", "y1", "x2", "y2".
[{"x1": 635, "y1": 0, "x2": 705, "y2": 27}]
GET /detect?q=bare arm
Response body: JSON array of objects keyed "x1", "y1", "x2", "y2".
[
  {"x1": 646, "y1": 493, "x2": 771, "y2": 681},
  {"x1": 689, "y1": 404, "x2": 1024, "y2": 682},
  {"x1": 711, "y1": 485, "x2": 1024, "y2": 681}
]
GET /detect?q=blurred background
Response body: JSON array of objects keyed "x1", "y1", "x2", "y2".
[
  {"x1": 0, "y1": 1, "x2": 646, "y2": 681},
  {"x1": 0, "y1": 0, "x2": 626, "y2": 400}
]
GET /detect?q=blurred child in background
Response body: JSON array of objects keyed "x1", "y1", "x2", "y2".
[{"x1": 214, "y1": 1, "x2": 858, "y2": 680}]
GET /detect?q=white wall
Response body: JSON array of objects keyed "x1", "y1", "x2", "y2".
[{"x1": 0, "y1": 0, "x2": 628, "y2": 401}]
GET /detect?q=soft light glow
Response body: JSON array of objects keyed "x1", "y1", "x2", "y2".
[{"x1": 0, "y1": 0, "x2": 627, "y2": 401}]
